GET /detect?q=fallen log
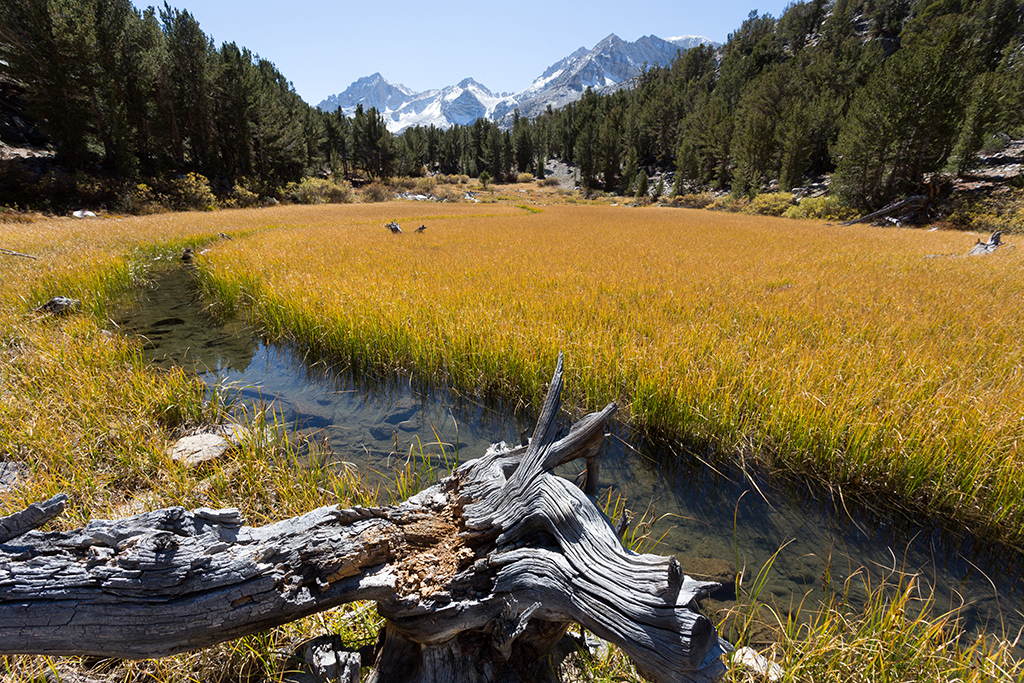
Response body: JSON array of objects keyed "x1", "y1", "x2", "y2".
[
  {"x1": 0, "y1": 355, "x2": 728, "y2": 683},
  {"x1": 840, "y1": 194, "x2": 928, "y2": 226},
  {"x1": 967, "y1": 230, "x2": 1005, "y2": 256},
  {"x1": 1, "y1": 247, "x2": 38, "y2": 259}
]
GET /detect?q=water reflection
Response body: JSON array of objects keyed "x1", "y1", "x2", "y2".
[{"x1": 115, "y1": 265, "x2": 1023, "y2": 649}]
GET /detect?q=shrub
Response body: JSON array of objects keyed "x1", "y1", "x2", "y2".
[
  {"x1": 540, "y1": 177, "x2": 561, "y2": 187},
  {"x1": 707, "y1": 194, "x2": 749, "y2": 212},
  {"x1": 362, "y1": 183, "x2": 390, "y2": 203},
  {"x1": 946, "y1": 188, "x2": 1024, "y2": 234},
  {"x1": 120, "y1": 182, "x2": 160, "y2": 214},
  {"x1": 389, "y1": 177, "x2": 417, "y2": 191},
  {"x1": 0, "y1": 205, "x2": 35, "y2": 223},
  {"x1": 745, "y1": 192, "x2": 796, "y2": 217},
  {"x1": 517, "y1": 172, "x2": 535, "y2": 184},
  {"x1": 225, "y1": 184, "x2": 260, "y2": 208},
  {"x1": 414, "y1": 177, "x2": 436, "y2": 194},
  {"x1": 285, "y1": 177, "x2": 353, "y2": 204},
  {"x1": 783, "y1": 196, "x2": 860, "y2": 221},
  {"x1": 671, "y1": 192, "x2": 715, "y2": 209},
  {"x1": 431, "y1": 186, "x2": 463, "y2": 202},
  {"x1": 164, "y1": 173, "x2": 217, "y2": 211}
]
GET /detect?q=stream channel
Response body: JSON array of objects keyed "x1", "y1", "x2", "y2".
[{"x1": 116, "y1": 265, "x2": 1023, "y2": 650}]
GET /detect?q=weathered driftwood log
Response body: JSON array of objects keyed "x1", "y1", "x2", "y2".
[
  {"x1": 967, "y1": 230, "x2": 1004, "y2": 256},
  {"x1": 0, "y1": 356, "x2": 728, "y2": 682},
  {"x1": 1, "y1": 247, "x2": 38, "y2": 259},
  {"x1": 840, "y1": 194, "x2": 928, "y2": 226}
]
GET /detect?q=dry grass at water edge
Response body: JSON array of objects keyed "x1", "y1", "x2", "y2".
[{"x1": 0, "y1": 210, "x2": 435, "y2": 682}]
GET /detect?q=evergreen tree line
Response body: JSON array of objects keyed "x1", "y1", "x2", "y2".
[
  {"x1": 0, "y1": 0, "x2": 419, "y2": 191},
  {"x1": 397, "y1": 0, "x2": 1024, "y2": 210},
  {"x1": 3, "y1": 0, "x2": 1023, "y2": 210}
]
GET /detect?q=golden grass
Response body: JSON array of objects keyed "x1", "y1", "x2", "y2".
[
  {"x1": 718, "y1": 574, "x2": 1024, "y2": 682},
  {"x1": 1, "y1": 215, "x2": 231, "y2": 521},
  {"x1": 187, "y1": 202, "x2": 1024, "y2": 546},
  {"x1": 3, "y1": 203, "x2": 1023, "y2": 681}
]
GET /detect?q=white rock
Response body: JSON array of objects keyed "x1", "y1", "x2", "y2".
[
  {"x1": 169, "y1": 433, "x2": 233, "y2": 465},
  {"x1": 731, "y1": 647, "x2": 783, "y2": 682}
]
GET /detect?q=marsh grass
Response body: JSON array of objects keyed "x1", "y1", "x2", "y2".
[
  {"x1": 719, "y1": 572, "x2": 1024, "y2": 682},
  {"x1": 0, "y1": 209, "x2": 483, "y2": 681},
  {"x1": 186, "y1": 203, "x2": 1024, "y2": 551},
  {"x1": 3, "y1": 205, "x2": 1024, "y2": 681}
]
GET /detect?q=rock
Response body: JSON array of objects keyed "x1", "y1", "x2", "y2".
[
  {"x1": 0, "y1": 461, "x2": 29, "y2": 493},
  {"x1": 35, "y1": 296, "x2": 80, "y2": 315},
  {"x1": 71, "y1": 210, "x2": 97, "y2": 219},
  {"x1": 169, "y1": 433, "x2": 233, "y2": 465},
  {"x1": 731, "y1": 647, "x2": 783, "y2": 682}
]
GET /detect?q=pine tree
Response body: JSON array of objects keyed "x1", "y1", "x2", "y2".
[
  {"x1": 635, "y1": 169, "x2": 649, "y2": 198},
  {"x1": 833, "y1": 22, "x2": 972, "y2": 208}
]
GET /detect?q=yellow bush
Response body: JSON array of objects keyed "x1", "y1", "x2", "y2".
[
  {"x1": 285, "y1": 177, "x2": 353, "y2": 204},
  {"x1": 783, "y1": 195, "x2": 860, "y2": 221},
  {"x1": 947, "y1": 188, "x2": 1024, "y2": 234},
  {"x1": 745, "y1": 192, "x2": 796, "y2": 216},
  {"x1": 707, "y1": 194, "x2": 749, "y2": 212},
  {"x1": 165, "y1": 173, "x2": 217, "y2": 211},
  {"x1": 225, "y1": 184, "x2": 260, "y2": 208},
  {"x1": 671, "y1": 192, "x2": 715, "y2": 209},
  {"x1": 414, "y1": 177, "x2": 436, "y2": 194}
]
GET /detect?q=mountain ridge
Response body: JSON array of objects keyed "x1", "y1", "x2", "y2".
[{"x1": 317, "y1": 33, "x2": 717, "y2": 132}]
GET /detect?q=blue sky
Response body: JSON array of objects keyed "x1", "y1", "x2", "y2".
[{"x1": 134, "y1": 0, "x2": 793, "y2": 105}]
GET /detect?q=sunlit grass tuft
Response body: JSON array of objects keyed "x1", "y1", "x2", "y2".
[{"x1": 720, "y1": 572, "x2": 1024, "y2": 682}]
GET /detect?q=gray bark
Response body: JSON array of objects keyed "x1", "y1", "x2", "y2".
[
  {"x1": 967, "y1": 230, "x2": 1005, "y2": 256},
  {"x1": 0, "y1": 247, "x2": 38, "y2": 259},
  {"x1": 0, "y1": 355, "x2": 728, "y2": 682},
  {"x1": 840, "y1": 194, "x2": 927, "y2": 226}
]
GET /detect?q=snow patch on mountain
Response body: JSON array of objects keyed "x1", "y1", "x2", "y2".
[{"x1": 667, "y1": 35, "x2": 720, "y2": 50}]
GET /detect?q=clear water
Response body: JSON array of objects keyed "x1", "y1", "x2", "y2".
[{"x1": 115, "y1": 265, "x2": 1024, "y2": 648}]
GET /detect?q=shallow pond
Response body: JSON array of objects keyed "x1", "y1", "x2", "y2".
[{"x1": 116, "y1": 265, "x2": 1023, "y2": 649}]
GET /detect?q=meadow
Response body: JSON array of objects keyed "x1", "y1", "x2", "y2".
[
  {"x1": 196, "y1": 201, "x2": 1024, "y2": 548},
  {"x1": 2, "y1": 200, "x2": 1022, "y2": 681}
]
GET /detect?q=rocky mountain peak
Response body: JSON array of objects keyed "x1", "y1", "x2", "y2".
[{"x1": 317, "y1": 33, "x2": 716, "y2": 132}]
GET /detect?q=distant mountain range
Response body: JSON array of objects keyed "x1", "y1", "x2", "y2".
[{"x1": 317, "y1": 34, "x2": 717, "y2": 133}]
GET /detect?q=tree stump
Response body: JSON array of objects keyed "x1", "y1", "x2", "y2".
[{"x1": 0, "y1": 355, "x2": 728, "y2": 682}]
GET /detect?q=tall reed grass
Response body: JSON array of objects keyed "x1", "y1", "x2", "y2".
[
  {"x1": 0, "y1": 209, "x2": 441, "y2": 681},
  {"x1": 188, "y1": 203, "x2": 1024, "y2": 549},
  {"x1": 4, "y1": 205, "x2": 1023, "y2": 680}
]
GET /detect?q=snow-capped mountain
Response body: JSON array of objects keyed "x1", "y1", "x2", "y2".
[
  {"x1": 317, "y1": 33, "x2": 716, "y2": 132},
  {"x1": 317, "y1": 73, "x2": 415, "y2": 117},
  {"x1": 509, "y1": 34, "x2": 690, "y2": 121},
  {"x1": 667, "y1": 35, "x2": 716, "y2": 50}
]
